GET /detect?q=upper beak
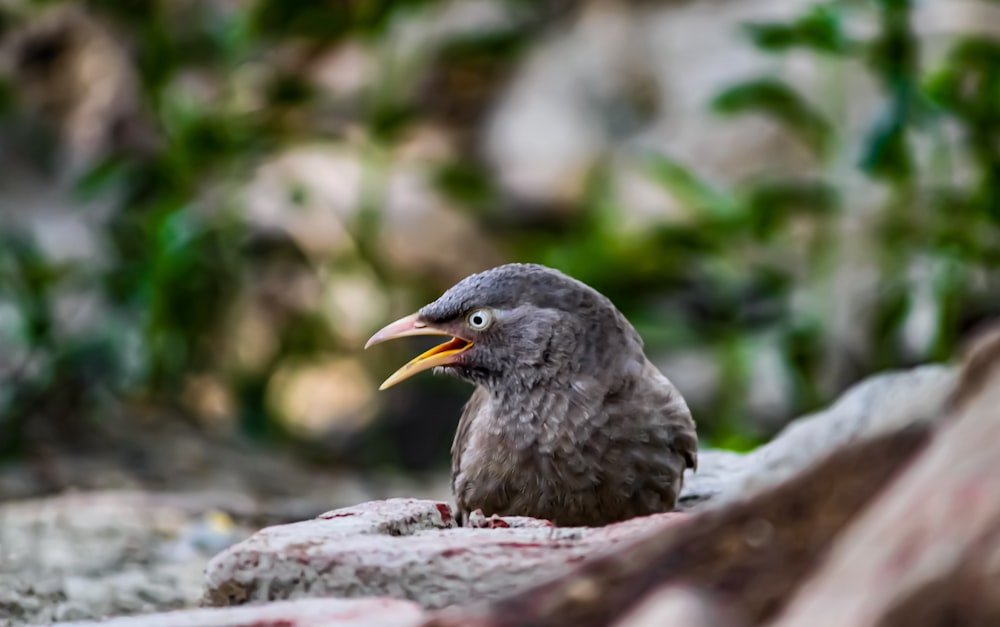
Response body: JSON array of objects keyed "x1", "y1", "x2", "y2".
[{"x1": 364, "y1": 313, "x2": 473, "y2": 390}]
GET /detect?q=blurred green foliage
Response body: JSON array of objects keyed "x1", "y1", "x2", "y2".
[{"x1": 0, "y1": 0, "x2": 998, "y2": 464}]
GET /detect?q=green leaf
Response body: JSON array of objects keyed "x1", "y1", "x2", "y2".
[
  {"x1": 925, "y1": 38, "x2": 1000, "y2": 116},
  {"x1": 0, "y1": 78, "x2": 14, "y2": 114},
  {"x1": 744, "y1": 5, "x2": 855, "y2": 55},
  {"x1": 434, "y1": 161, "x2": 495, "y2": 208},
  {"x1": 858, "y1": 100, "x2": 911, "y2": 181},
  {"x1": 643, "y1": 154, "x2": 741, "y2": 219},
  {"x1": 923, "y1": 38, "x2": 1000, "y2": 220},
  {"x1": 742, "y1": 180, "x2": 839, "y2": 239},
  {"x1": 74, "y1": 158, "x2": 130, "y2": 201},
  {"x1": 712, "y1": 78, "x2": 832, "y2": 156},
  {"x1": 249, "y1": 0, "x2": 443, "y2": 41}
]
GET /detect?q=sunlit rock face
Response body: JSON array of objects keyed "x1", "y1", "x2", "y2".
[
  {"x1": 242, "y1": 143, "x2": 504, "y2": 280},
  {"x1": 484, "y1": 0, "x2": 996, "y2": 221}
]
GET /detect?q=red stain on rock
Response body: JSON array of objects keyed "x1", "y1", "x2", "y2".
[
  {"x1": 882, "y1": 525, "x2": 927, "y2": 577},
  {"x1": 495, "y1": 541, "x2": 553, "y2": 550},
  {"x1": 318, "y1": 512, "x2": 357, "y2": 520},
  {"x1": 436, "y1": 503, "x2": 454, "y2": 525},
  {"x1": 956, "y1": 477, "x2": 987, "y2": 507}
]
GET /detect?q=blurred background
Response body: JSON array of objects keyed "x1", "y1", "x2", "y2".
[{"x1": 1, "y1": 0, "x2": 999, "y2": 506}]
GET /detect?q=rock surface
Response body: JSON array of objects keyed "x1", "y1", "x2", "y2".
[
  {"x1": 612, "y1": 587, "x2": 742, "y2": 627},
  {"x1": 770, "y1": 331, "x2": 1000, "y2": 627},
  {"x1": 679, "y1": 364, "x2": 957, "y2": 509},
  {"x1": 203, "y1": 499, "x2": 689, "y2": 610},
  {"x1": 60, "y1": 598, "x2": 426, "y2": 627},
  {"x1": 0, "y1": 491, "x2": 253, "y2": 625}
]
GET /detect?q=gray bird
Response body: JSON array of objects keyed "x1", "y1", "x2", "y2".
[{"x1": 365, "y1": 263, "x2": 697, "y2": 527}]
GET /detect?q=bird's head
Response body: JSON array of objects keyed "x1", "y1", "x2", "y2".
[{"x1": 365, "y1": 263, "x2": 643, "y2": 391}]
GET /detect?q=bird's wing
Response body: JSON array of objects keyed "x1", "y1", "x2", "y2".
[
  {"x1": 644, "y1": 359, "x2": 698, "y2": 471},
  {"x1": 669, "y1": 395, "x2": 698, "y2": 471}
]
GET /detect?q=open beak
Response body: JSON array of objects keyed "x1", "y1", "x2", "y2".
[{"x1": 364, "y1": 313, "x2": 473, "y2": 390}]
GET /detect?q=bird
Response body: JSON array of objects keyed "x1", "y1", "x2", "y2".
[{"x1": 365, "y1": 263, "x2": 698, "y2": 527}]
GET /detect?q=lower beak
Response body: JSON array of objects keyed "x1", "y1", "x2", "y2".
[{"x1": 364, "y1": 313, "x2": 473, "y2": 390}]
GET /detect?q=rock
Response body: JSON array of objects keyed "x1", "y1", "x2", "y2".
[
  {"x1": 769, "y1": 330, "x2": 1000, "y2": 627},
  {"x1": 483, "y1": 0, "x2": 828, "y2": 212},
  {"x1": 242, "y1": 144, "x2": 504, "y2": 284},
  {"x1": 677, "y1": 448, "x2": 752, "y2": 510},
  {"x1": 427, "y1": 424, "x2": 929, "y2": 626},
  {"x1": 203, "y1": 498, "x2": 689, "y2": 610},
  {"x1": 680, "y1": 364, "x2": 957, "y2": 509},
  {"x1": 484, "y1": 0, "x2": 994, "y2": 218},
  {"x1": 0, "y1": 3, "x2": 148, "y2": 171},
  {"x1": 612, "y1": 587, "x2": 743, "y2": 627},
  {"x1": 59, "y1": 598, "x2": 426, "y2": 627},
  {"x1": 0, "y1": 492, "x2": 255, "y2": 626}
]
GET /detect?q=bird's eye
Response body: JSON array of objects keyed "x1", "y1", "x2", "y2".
[{"x1": 467, "y1": 309, "x2": 493, "y2": 331}]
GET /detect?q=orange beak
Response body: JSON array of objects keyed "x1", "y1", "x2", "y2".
[{"x1": 364, "y1": 313, "x2": 473, "y2": 390}]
